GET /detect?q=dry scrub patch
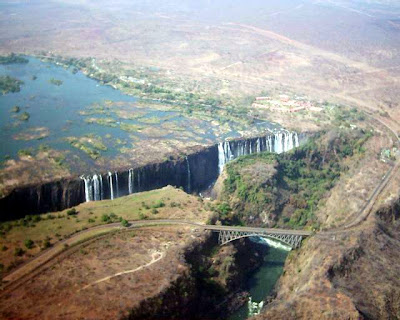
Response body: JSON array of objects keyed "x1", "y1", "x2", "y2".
[
  {"x1": 0, "y1": 226, "x2": 202, "y2": 319},
  {"x1": 0, "y1": 186, "x2": 211, "y2": 274},
  {"x1": 256, "y1": 208, "x2": 400, "y2": 319},
  {"x1": 317, "y1": 133, "x2": 391, "y2": 228}
]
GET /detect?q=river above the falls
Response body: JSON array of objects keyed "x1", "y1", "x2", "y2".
[{"x1": 0, "y1": 56, "x2": 278, "y2": 174}]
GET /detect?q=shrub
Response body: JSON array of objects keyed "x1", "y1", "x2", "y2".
[
  {"x1": 109, "y1": 212, "x2": 117, "y2": 220},
  {"x1": 152, "y1": 200, "x2": 165, "y2": 209},
  {"x1": 42, "y1": 238, "x2": 51, "y2": 249},
  {"x1": 67, "y1": 208, "x2": 77, "y2": 216},
  {"x1": 17, "y1": 148, "x2": 33, "y2": 157},
  {"x1": 14, "y1": 247, "x2": 25, "y2": 257},
  {"x1": 18, "y1": 111, "x2": 30, "y2": 121},
  {"x1": 32, "y1": 215, "x2": 41, "y2": 222},
  {"x1": 151, "y1": 208, "x2": 159, "y2": 215},
  {"x1": 24, "y1": 239, "x2": 34, "y2": 249},
  {"x1": 121, "y1": 219, "x2": 129, "y2": 227},
  {"x1": 101, "y1": 214, "x2": 110, "y2": 222},
  {"x1": 139, "y1": 213, "x2": 148, "y2": 220}
]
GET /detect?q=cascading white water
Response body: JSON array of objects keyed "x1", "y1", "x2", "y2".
[
  {"x1": 274, "y1": 132, "x2": 283, "y2": 153},
  {"x1": 128, "y1": 168, "x2": 134, "y2": 194},
  {"x1": 217, "y1": 130, "x2": 300, "y2": 173},
  {"x1": 79, "y1": 131, "x2": 300, "y2": 203},
  {"x1": 108, "y1": 171, "x2": 114, "y2": 200},
  {"x1": 93, "y1": 174, "x2": 101, "y2": 201},
  {"x1": 267, "y1": 135, "x2": 273, "y2": 152},
  {"x1": 186, "y1": 156, "x2": 191, "y2": 193},
  {"x1": 248, "y1": 297, "x2": 264, "y2": 317},
  {"x1": 218, "y1": 142, "x2": 225, "y2": 174},
  {"x1": 81, "y1": 176, "x2": 91, "y2": 202},
  {"x1": 115, "y1": 172, "x2": 119, "y2": 198},
  {"x1": 251, "y1": 236, "x2": 292, "y2": 251}
]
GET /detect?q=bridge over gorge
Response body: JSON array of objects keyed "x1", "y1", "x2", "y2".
[
  {"x1": 203, "y1": 225, "x2": 312, "y2": 249},
  {"x1": 2, "y1": 221, "x2": 312, "y2": 292}
]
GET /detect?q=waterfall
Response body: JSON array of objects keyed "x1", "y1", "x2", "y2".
[
  {"x1": 218, "y1": 143, "x2": 226, "y2": 174},
  {"x1": 93, "y1": 174, "x2": 101, "y2": 201},
  {"x1": 108, "y1": 171, "x2": 114, "y2": 200},
  {"x1": 78, "y1": 130, "x2": 300, "y2": 204},
  {"x1": 115, "y1": 172, "x2": 119, "y2": 198},
  {"x1": 128, "y1": 168, "x2": 134, "y2": 194},
  {"x1": 217, "y1": 130, "x2": 300, "y2": 173},
  {"x1": 267, "y1": 135, "x2": 273, "y2": 152},
  {"x1": 81, "y1": 176, "x2": 91, "y2": 202},
  {"x1": 186, "y1": 156, "x2": 191, "y2": 193},
  {"x1": 274, "y1": 132, "x2": 282, "y2": 153}
]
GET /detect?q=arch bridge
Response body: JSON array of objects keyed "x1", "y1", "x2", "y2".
[{"x1": 203, "y1": 225, "x2": 312, "y2": 249}]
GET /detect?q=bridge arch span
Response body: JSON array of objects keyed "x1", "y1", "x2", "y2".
[{"x1": 215, "y1": 230, "x2": 305, "y2": 249}]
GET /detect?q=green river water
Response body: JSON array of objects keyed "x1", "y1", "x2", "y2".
[{"x1": 228, "y1": 238, "x2": 290, "y2": 320}]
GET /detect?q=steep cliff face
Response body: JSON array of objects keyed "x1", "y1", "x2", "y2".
[
  {"x1": 253, "y1": 199, "x2": 400, "y2": 320},
  {"x1": 0, "y1": 179, "x2": 85, "y2": 221},
  {"x1": 0, "y1": 145, "x2": 219, "y2": 220},
  {"x1": 0, "y1": 131, "x2": 300, "y2": 221},
  {"x1": 126, "y1": 233, "x2": 265, "y2": 319}
]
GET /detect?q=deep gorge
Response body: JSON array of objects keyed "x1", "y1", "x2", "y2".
[{"x1": 0, "y1": 131, "x2": 301, "y2": 220}]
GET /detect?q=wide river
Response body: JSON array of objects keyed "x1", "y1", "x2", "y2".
[{"x1": 0, "y1": 57, "x2": 277, "y2": 174}]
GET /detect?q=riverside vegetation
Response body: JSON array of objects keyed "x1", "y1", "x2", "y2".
[{"x1": 0, "y1": 76, "x2": 23, "y2": 95}]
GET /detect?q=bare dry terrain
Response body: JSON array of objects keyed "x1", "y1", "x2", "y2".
[
  {"x1": 0, "y1": 225, "x2": 202, "y2": 319},
  {"x1": 1, "y1": 0, "x2": 399, "y2": 130},
  {"x1": 0, "y1": 186, "x2": 210, "y2": 276}
]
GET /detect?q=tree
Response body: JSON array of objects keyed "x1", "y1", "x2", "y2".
[{"x1": 24, "y1": 239, "x2": 34, "y2": 249}]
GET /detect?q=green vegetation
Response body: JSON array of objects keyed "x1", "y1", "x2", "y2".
[
  {"x1": 120, "y1": 122, "x2": 144, "y2": 133},
  {"x1": 48, "y1": 78, "x2": 63, "y2": 86},
  {"x1": 0, "y1": 53, "x2": 29, "y2": 65},
  {"x1": 10, "y1": 105, "x2": 20, "y2": 113},
  {"x1": 85, "y1": 117, "x2": 118, "y2": 127},
  {"x1": 24, "y1": 239, "x2": 34, "y2": 249},
  {"x1": 0, "y1": 75, "x2": 24, "y2": 95},
  {"x1": 14, "y1": 247, "x2": 25, "y2": 257},
  {"x1": 18, "y1": 111, "x2": 30, "y2": 121},
  {"x1": 101, "y1": 212, "x2": 120, "y2": 223},
  {"x1": 65, "y1": 135, "x2": 107, "y2": 160},
  {"x1": 17, "y1": 148, "x2": 33, "y2": 157},
  {"x1": 221, "y1": 129, "x2": 373, "y2": 229},
  {"x1": 67, "y1": 208, "x2": 78, "y2": 216},
  {"x1": 40, "y1": 55, "x2": 254, "y2": 127},
  {"x1": 121, "y1": 219, "x2": 129, "y2": 227}
]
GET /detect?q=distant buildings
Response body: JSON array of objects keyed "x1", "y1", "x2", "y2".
[{"x1": 252, "y1": 95, "x2": 323, "y2": 113}]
